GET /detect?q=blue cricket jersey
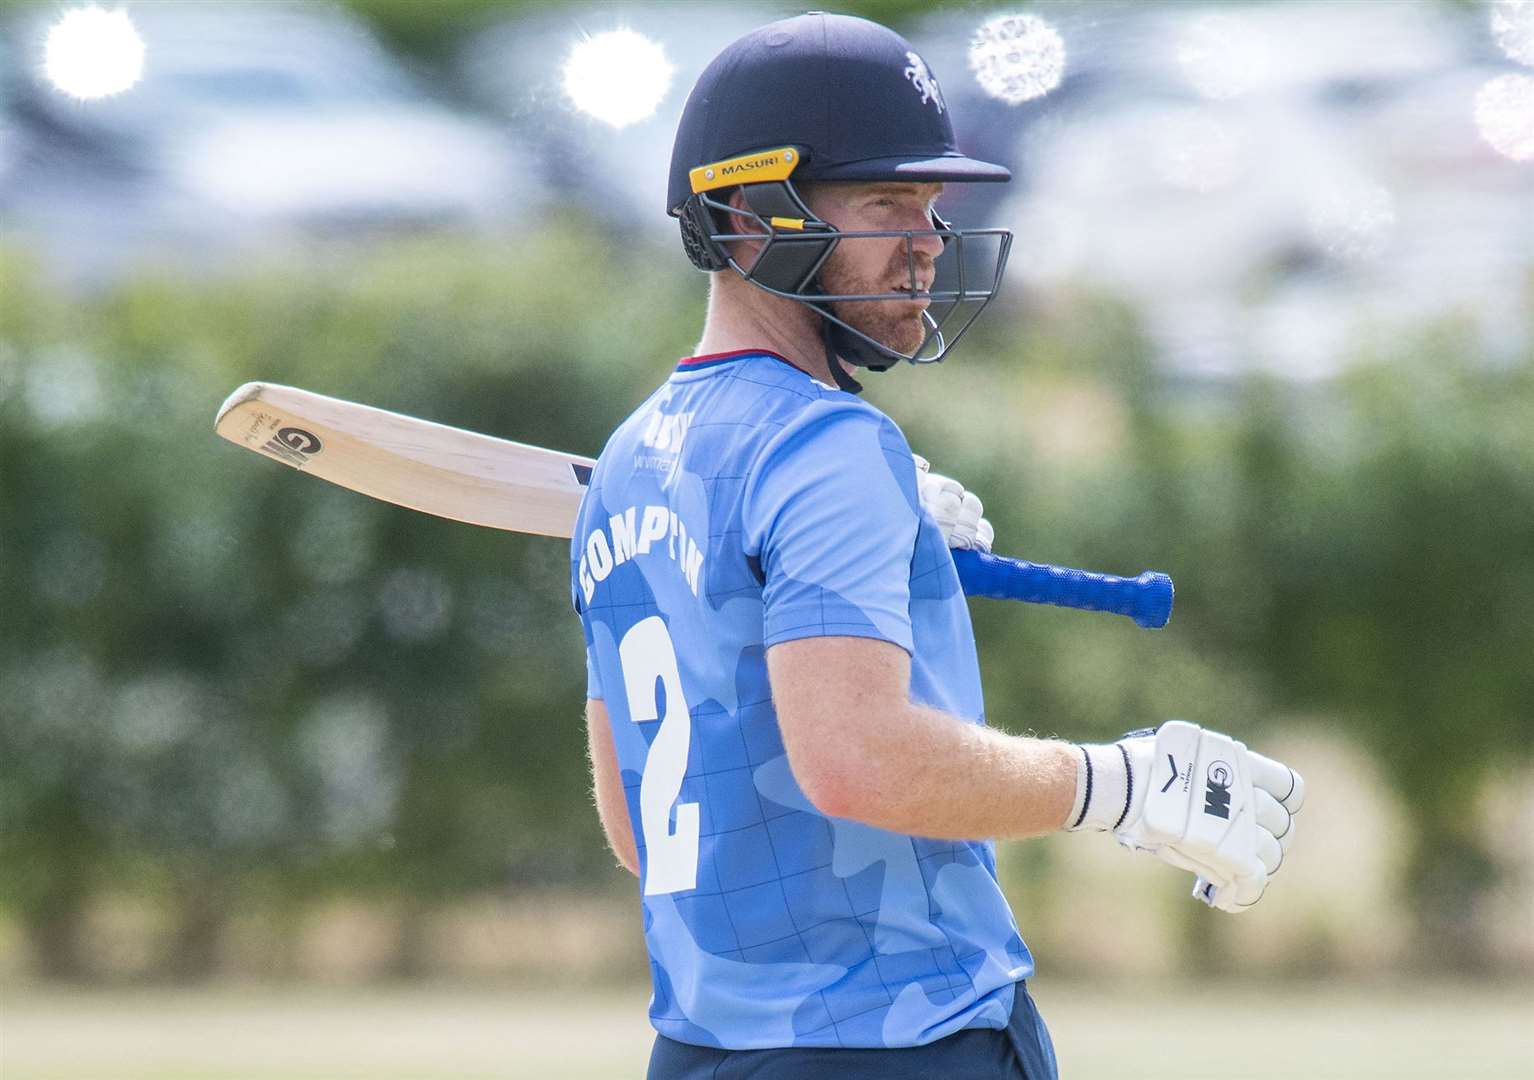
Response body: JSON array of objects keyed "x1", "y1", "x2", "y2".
[{"x1": 571, "y1": 349, "x2": 1032, "y2": 1050}]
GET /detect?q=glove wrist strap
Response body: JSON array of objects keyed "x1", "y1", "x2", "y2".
[{"x1": 1066, "y1": 742, "x2": 1134, "y2": 832}]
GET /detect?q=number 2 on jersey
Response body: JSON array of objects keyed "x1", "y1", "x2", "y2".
[{"x1": 618, "y1": 616, "x2": 699, "y2": 895}]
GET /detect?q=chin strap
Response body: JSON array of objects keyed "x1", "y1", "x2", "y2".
[
  {"x1": 816, "y1": 303, "x2": 908, "y2": 395},
  {"x1": 821, "y1": 316, "x2": 865, "y2": 394}
]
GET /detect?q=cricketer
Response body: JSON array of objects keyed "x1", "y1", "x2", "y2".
[{"x1": 570, "y1": 14, "x2": 1305, "y2": 1079}]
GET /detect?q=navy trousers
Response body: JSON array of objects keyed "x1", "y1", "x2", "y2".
[{"x1": 646, "y1": 981, "x2": 1058, "y2": 1080}]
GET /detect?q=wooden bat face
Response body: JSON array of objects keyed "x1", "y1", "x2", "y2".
[{"x1": 215, "y1": 383, "x2": 594, "y2": 539}]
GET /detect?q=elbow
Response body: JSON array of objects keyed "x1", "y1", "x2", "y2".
[
  {"x1": 810, "y1": 787, "x2": 865, "y2": 822},
  {"x1": 782, "y1": 713, "x2": 897, "y2": 824},
  {"x1": 798, "y1": 773, "x2": 846, "y2": 819},
  {"x1": 603, "y1": 832, "x2": 639, "y2": 878},
  {"x1": 791, "y1": 753, "x2": 876, "y2": 822},
  {"x1": 607, "y1": 829, "x2": 640, "y2": 878}
]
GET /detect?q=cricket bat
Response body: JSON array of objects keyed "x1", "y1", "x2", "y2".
[
  {"x1": 215, "y1": 383, "x2": 1173, "y2": 628},
  {"x1": 215, "y1": 381, "x2": 592, "y2": 539}
]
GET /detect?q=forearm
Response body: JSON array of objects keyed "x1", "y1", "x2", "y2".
[{"x1": 800, "y1": 702, "x2": 1080, "y2": 840}]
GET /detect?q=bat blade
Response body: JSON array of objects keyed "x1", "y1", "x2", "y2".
[
  {"x1": 217, "y1": 383, "x2": 1171, "y2": 628},
  {"x1": 214, "y1": 382, "x2": 594, "y2": 538}
]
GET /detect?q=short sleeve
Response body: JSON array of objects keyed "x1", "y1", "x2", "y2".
[
  {"x1": 585, "y1": 642, "x2": 604, "y2": 700},
  {"x1": 741, "y1": 400, "x2": 919, "y2": 653}
]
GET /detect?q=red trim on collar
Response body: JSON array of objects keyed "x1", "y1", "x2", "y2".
[{"x1": 676, "y1": 348, "x2": 801, "y2": 370}]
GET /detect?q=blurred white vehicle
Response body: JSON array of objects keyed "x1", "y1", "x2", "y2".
[
  {"x1": 1, "y1": 1, "x2": 539, "y2": 283},
  {"x1": 954, "y1": 0, "x2": 1534, "y2": 378}
]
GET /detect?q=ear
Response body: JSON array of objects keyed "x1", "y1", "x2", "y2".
[
  {"x1": 725, "y1": 188, "x2": 768, "y2": 236},
  {"x1": 714, "y1": 188, "x2": 769, "y2": 274}
]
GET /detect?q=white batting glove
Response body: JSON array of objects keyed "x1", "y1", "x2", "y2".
[
  {"x1": 912, "y1": 453, "x2": 994, "y2": 553},
  {"x1": 1065, "y1": 721, "x2": 1305, "y2": 914}
]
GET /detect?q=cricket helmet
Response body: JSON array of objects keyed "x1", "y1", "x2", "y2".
[{"x1": 668, "y1": 11, "x2": 1013, "y2": 389}]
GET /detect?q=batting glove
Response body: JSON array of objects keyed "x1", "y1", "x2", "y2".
[
  {"x1": 912, "y1": 453, "x2": 994, "y2": 552},
  {"x1": 1065, "y1": 720, "x2": 1305, "y2": 914}
]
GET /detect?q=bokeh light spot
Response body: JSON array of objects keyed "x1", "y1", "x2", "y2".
[
  {"x1": 1307, "y1": 181, "x2": 1397, "y2": 260},
  {"x1": 968, "y1": 13, "x2": 1066, "y2": 106},
  {"x1": 291, "y1": 500, "x2": 376, "y2": 585},
  {"x1": 378, "y1": 567, "x2": 453, "y2": 643},
  {"x1": 1176, "y1": 13, "x2": 1271, "y2": 100},
  {"x1": 22, "y1": 346, "x2": 105, "y2": 428},
  {"x1": 1491, "y1": 0, "x2": 1534, "y2": 68},
  {"x1": 1474, "y1": 72, "x2": 1534, "y2": 161},
  {"x1": 43, "y1": 5, "x2": 145, "y2": 101},
  {"x1": 300, "y1": 693, "x2": 399, "y2": 846},
  {"x1": 212, "y1": 751, "x2": 290, "y2": 848},
  {"x1": 111, "y1": 673, "x2": 206, "y2": 756},
  {"x1": 561, "y1": 28, "x2": 674, "y2": 129}
]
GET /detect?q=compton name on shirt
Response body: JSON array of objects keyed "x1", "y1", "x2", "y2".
[{"x1": 577, "y1": 502, "x2": 707, "y2": 605}]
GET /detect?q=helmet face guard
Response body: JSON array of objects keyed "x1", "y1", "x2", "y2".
[
  {"x1": 667, "y1": 13, "x2": 1017, "y2": 386},
  {"x1": 676, "y1": 148, "x2": 1013, "y2": 375}
]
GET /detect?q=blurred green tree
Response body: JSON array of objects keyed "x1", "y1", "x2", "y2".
[
  {"x1": 2, "y1": 235, "x2": 1530, "y2": 981},
  {"x1": 0, "y1": 228, "x2": 698, "y2": 978}
]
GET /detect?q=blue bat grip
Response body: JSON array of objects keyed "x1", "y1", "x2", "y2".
[{"x1": 951, "y1": 549, "x2": 1174, "y2": 629}]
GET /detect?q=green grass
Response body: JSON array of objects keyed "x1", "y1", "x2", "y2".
[{"x1": 2, "y1": 981, "x2": 1530, "y2": 1079}]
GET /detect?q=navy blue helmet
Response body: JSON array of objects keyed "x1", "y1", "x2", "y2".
[{"x1": 668, "y1": 12, "x2": 1013, "y2": 387}]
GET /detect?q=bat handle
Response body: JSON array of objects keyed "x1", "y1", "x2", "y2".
[{"x1": 952, "y1": 549, "x2": 1174, "y2": 629}]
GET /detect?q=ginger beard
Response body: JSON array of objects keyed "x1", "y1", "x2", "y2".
[{"x1": 817, "y1": 235, "x2": 936, "y2": 357}]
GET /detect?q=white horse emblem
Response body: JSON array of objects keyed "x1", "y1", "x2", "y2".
[{"x1": 903, "y1": 51, "x2": 945, "y2": 114}]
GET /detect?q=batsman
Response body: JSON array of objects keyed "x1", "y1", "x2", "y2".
[{"x1": 571, "y1": 14, "x2": 1305, "y2": 1078}]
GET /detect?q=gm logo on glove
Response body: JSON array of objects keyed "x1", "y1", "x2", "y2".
[{"x1": 1203, "y1": 760, "x2": 1233, "y2": 820}]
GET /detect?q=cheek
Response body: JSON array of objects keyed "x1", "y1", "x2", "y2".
[
  {"x1": 826, "y1": 238, "x2": 901, "y2": 285},
  {"x1": 818, "y1": 246, "x2": 856, "y2": 289}
]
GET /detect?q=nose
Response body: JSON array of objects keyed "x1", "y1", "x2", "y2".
[{"x1": 909, "y1": 219, "x2": 945, "y2": 261}]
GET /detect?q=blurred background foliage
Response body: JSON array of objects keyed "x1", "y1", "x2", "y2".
[
  {"x1": 0, "y1": 225, "x2": 697, "y2": 979},
  {"x1": 2, "y1": 227, "x2": 1530, "y2": 982},
  {"x1": 0, "y1": 0, "x2": 1531, "y2": 999}
]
